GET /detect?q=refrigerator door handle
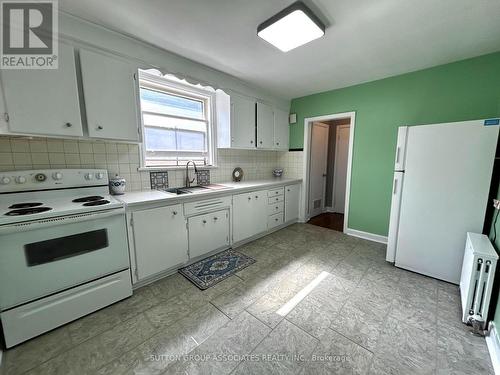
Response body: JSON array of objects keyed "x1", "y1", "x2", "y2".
[
  {"x1": 395, "y1": 147, "x2": 400, "y2": 165},
  {"x1": 393, "y1": 178, "x2": 398, "y2": 194}
]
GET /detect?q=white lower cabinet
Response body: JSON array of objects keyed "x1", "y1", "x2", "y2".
[
  {"x1": 188, "y1": 209, "x2": 230, "y2": 259},
  {"x1": 130, "y1": 204, "x2": 188, "y2": 281},
  {"x1": 285, "y1": 184, "x2": 301, "y2": 222},
  {"x1": 232, "y1": 190, "x2": 268, "y2": 243}
]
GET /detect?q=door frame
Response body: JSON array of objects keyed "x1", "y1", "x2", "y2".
[
  {"x1": 301, "y1": 111, "x2": 356, "y2": 233},
  {"x1": 309, "y1": 122, "x2": 330, "y2": 217},
  {"x1": 332, "y1": 124, "x2": 350, "y2": 213}
]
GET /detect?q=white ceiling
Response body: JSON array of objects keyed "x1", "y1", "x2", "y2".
[{"x1": 60, "y1": 0, "x2": 500, "y2": 100}]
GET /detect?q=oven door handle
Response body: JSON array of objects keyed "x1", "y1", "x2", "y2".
[{"x1": 0, "y1": 208, "x2": 125, "y2": 235}]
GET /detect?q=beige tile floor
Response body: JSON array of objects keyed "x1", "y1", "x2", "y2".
[{"x1": 0, "y1": 224, "x2": 494, "y2": 374}]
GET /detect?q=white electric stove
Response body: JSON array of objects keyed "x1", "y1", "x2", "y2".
[{"x1": 0, "y1": 169, "x2": 132, "y2": 348}]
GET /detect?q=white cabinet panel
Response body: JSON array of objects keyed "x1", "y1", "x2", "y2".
[
  {"x1": 1, "y1": 44, "x2": 83, "y2": 137},
  {"x1": 79, "y1": 49, "x2": 140, "y2": 142},
  {"x1": 274, "y1": 109, "x2": 289, "y2": 150},
  {"x1": 285, "y1": 184, "x2": 301, "y2": 222},
  {"x1": 188, "y1": 209, "x2": 230, "y2": 259},
  {"x1": 256, "y1": 102, "x2": 274, "y2": 149},
  {"x1": 233, "y1": 190, "x2": 267, "y2": 243},
  {"x1": 230, "y1": 94, "x2": 256, "y2": 148},
  {"x1": 131, "y1": 204, "x2": 187, "y2": 281}
]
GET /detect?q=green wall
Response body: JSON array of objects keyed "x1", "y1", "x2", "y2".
[{"x1": 290, "y1": 52, "x2": 500, "y2": 235}]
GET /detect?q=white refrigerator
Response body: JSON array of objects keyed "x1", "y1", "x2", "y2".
[{"x1": 386, "y1": 119, "x2": 499, "y2": 284}]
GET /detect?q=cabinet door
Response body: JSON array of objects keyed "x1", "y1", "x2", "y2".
[
  {"x1": 132, "y1": 204, "x2": 187, "y2": 281},
  {"x1": 256, "y1": 102, "x2": 274, "y2": 149},
  {"x1": 274, "y1": 109, "x2": 289, "y2": 150},
  {"x1": 231, "y1": 94, "x2": 256, "y2": 148},
  {"x1": 252, "y1": 190, "x2": 268, "y2": 233},
  {"x1": 79, "y1": 49, "x2": 140, "y2": 142},
  {"x1": 233, "y1": 190, "x2": 268, "y2": 243},
  {"x1": 285, "y1": 184, "x2": 301, "y2": 222},
  {"x1": 1, "y1": 44, "x2": 83, "y2": 137},
  {"x1": 232, "y1": 193, "x2": 255, "y2": 242},
  {"x1": 188, "y1": 209, "x2": 230, "y2": 259}
]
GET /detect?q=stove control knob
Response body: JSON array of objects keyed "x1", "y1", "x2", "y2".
[
  {"x1": 52, "y1": 172, "x2": 63, "y2": 181},
  {"x1": 15, "y1": 176, "x2": 26, "y2": 184},
  {"x1": 35, "y1": 173, "x2": 46, "y2": 182},
  {"x1": 96, "y1": 172, "x2": 104, "y2": 180},
  {"x1": 84, "y1": 173, "x2": 94, "y2": 180},
  {"x1": 0, "y1": 176, "x2": 11, "y2": 185}
]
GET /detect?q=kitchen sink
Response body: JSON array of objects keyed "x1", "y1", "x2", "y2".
[{"x1": 163, "y1": 186, "x2": 209, "y2": 195}]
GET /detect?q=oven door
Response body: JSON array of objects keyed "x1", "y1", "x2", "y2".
[{"x1": 0, "y1": 208, "x2": 130, "y2": 310}]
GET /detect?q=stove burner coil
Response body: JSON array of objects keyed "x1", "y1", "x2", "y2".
[
  {"x1": 8, "y1": 202, "x2": 43, "y2": 209},
  {"x1": 5, "y1": 207, "x2": 52, "y2": 216},
  {"x1": 72, "y1": 196, "x2": 104, "y2": 203},
  {"x1": 82, "y1": 200, "x2": 110, "y2": 207}
]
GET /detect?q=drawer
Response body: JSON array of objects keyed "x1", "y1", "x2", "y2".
[
  {"x1": 184, "y1": 196, "x2": 232, "y2": 216},
  {"x1": 268, "y1": 213, "x2": 284, "y2": 229},
  {"x1": 267, "y1": 187, "x2": 284, "y2": 197},
  {"x1": 267, "y1": 201, "x2": 284, "y2": 215},
  {"x1": 268, "y1": 195, "x2": 284, "y2": 204}
]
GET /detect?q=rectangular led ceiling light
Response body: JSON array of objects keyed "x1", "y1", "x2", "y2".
[{"x1": 257, "y1": 1, "x2": 326, "y2": 52}]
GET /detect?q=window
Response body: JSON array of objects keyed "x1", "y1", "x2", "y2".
[{"x1": 139, "y1": 71, "x2": 216, "y2": 167}]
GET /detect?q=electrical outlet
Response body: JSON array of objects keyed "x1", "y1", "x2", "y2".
[{"x1": 494, "y1": 199, "x2": 500, "y2": 210}]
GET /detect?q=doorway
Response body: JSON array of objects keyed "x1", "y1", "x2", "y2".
[{"x1": 301, "y1": 112, "x2": 355, "y2": 233}]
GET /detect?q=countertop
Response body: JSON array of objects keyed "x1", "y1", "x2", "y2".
[{"x1": 115, "y1": 178, "x2": 302, "y2": 207}]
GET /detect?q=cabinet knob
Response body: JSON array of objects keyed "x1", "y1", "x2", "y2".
[
  {"x1": 172, "y1": 211, "x2": 178, "y2": 215},
  {"x1": 259, "y1": 141, "x2": 263, "y2": 144},
  {"x1": 250, "y1": 140, "x2": 254, "y2": 144},
  {"x1": 255, "y1": 195, "x2": 258, "y2": 199},
  {"x1": 275, "y1": 218, "x2": 279, "y2": 221},
  {"x1": 248, "y1": 197, "x2": 251, "y2": 200},
  {"x1": 65, "y1": 122, "x2": 72, "y2": 128},
  {"x1": 202, "y1": 219, "x2": 207, "y2": 224},
  {"x1": 276, "y1": 198, "x2": 279, "y2": 201},
  {"x1": 97, "y1": 125, "x2": 103, "y2": 130},
  {"x1": 214, "y1": 217, "x2": 218, "y2": 221},
  {"x1": 275, "y1": 191, "x2": 278, "y2": 194},
  {"x1": 276, "y1": 142, "x2": 280, "y2": 145},
  {"x1": 287, "y1": 189, "x2": 290, "y2": 192}
]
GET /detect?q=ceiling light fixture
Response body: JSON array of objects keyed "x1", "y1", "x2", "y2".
[{"x1": 257, "y1": 1, "x2": 325, "y2": 52}]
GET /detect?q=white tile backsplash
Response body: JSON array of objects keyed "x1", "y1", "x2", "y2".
[{"x1": 0, "y1": 136, "x2": 304, "y2": 191}]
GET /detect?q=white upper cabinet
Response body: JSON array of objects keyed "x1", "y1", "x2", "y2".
[
  {"x1": 274, "y1": 109, "x2": 289, "y2": 151},
  {"x1": 1, "y1": 44, "x2": 83, "y2": 137},
  {"x1": 79, "y1": 49, "x2": 140, "y2": 142},
  {"x1": 229, "y1": 93, "x2": 256, "y2": 148},
  {"x1": 256, "y1": 102, "x2": 274, "y2": 149}
]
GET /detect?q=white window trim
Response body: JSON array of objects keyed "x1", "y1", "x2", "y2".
[{"x1": 138, "y1": 71, "x2": 218, "y2": 170}]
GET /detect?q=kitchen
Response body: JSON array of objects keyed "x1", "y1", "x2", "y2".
[{"x1": 1, "y1": 1, "x2": 500, "y2": 374}]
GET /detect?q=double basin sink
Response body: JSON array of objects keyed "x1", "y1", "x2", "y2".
[{"x1": 163, "y1": 184, "x2": 232, "y2": 195}]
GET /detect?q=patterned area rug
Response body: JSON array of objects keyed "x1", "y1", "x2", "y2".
[{"x1": 179, "y1": 249, "x2": 256, "y2": 290}]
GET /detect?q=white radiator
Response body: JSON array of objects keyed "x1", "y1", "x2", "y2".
[{"x1": 460, "y1": 232, "x2": 498, "y2": 326}]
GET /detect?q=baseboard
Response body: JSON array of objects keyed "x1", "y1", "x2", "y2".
[
  {"x1": 345, "y1": 228, "x2": 388, "y2": 244},
  {"x1": 487, "y1": 322, "x2": 500, "y2": 374}
]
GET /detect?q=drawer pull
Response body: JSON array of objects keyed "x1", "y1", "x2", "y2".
[
  {"x1": 202, "y1": 220, "x2": 207, "y2": 224},
  {"x1": 172, "y1": 211, "x2": 178, "y2": 215},
  {"x1": 248, "y1": 197, "x2": 251, "y2": 201},
  {"x1": 255, "y1": 195, "x2": 258, "y2": 199}
]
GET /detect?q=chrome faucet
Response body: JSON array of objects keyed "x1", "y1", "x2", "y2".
[{"x1": 185, "y1": 160, "x2": 198, "y2": 187}]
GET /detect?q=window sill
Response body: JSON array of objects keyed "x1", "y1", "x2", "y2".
[{"x1": 137, "y1": 165, "x2": 218, "y2": 172}]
